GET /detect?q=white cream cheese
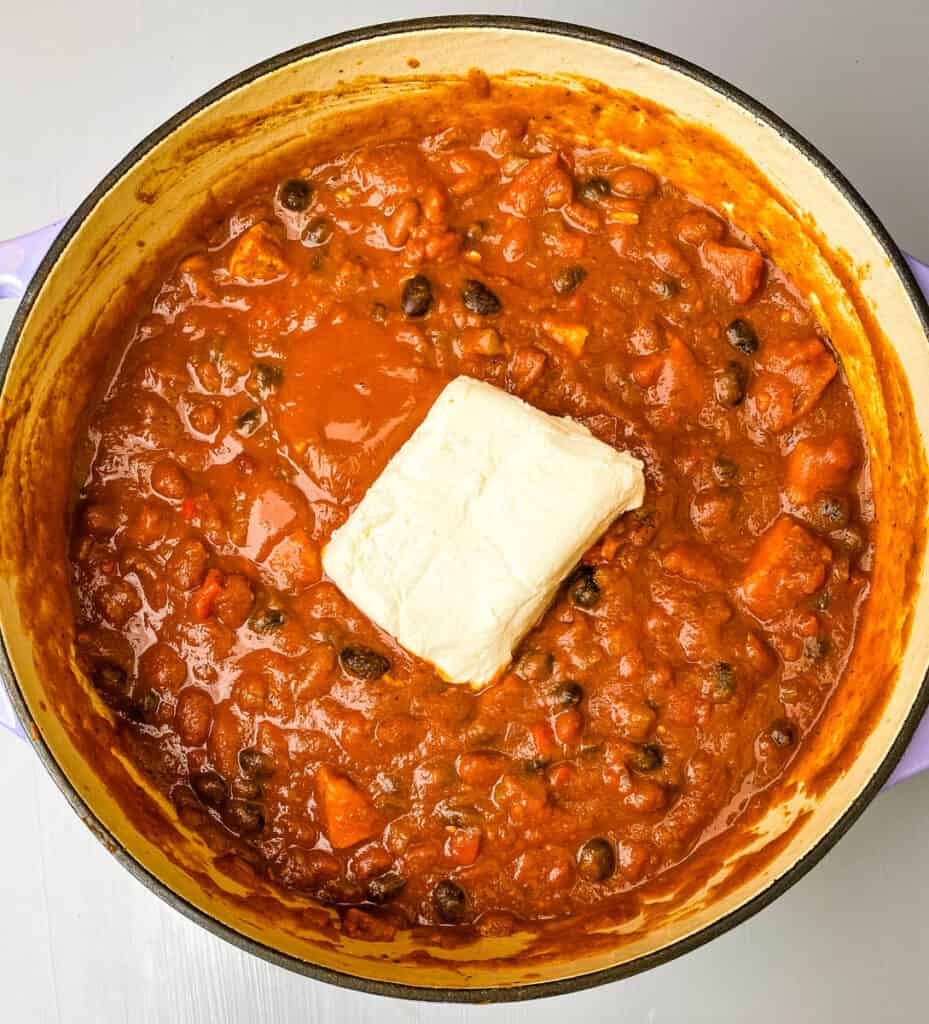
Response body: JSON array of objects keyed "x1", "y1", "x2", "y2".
[{"x1": 323, "y1": 376, "x2": 645, "y2": 687}]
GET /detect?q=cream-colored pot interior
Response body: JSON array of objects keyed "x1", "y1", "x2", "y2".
[{"x1": 1, "y1": 22, "x2": 928, "y2": 998}]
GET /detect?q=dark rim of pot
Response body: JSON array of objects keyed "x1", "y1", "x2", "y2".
[{"x1": 2, "y1": 14, "x2": 929, "y2": 1005}]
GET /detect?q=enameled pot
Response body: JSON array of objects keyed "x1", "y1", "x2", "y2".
[{"x1": 1, "y1": 16, "x2": 929, "y2": 1002}]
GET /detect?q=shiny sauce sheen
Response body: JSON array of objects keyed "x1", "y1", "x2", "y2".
[{"x1": 69, "y1": 84, "x2": 873, "y2": 940}]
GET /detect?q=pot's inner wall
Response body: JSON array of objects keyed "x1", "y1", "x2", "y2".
[{"x1": 0, "y1": 27, "x2": 926, "y2": 992}]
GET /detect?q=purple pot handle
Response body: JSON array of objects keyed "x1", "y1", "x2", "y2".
[
  {"x1": 0, "y1": 229, "x2": 928, "y2": 787},
  {"x1": 1, "y1": 222, "x2": 66, "y2": 737},
  {"x1": 0, "y1": 220, "x2": 65, "y2": 301},
  {"x1": 886, "y1": 254, "x2": 929, "y2": 787}
]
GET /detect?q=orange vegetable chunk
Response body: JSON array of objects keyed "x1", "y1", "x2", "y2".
[
  {"x1": 315, "y1": 766, "x2": 384, "y2": 849},
  {"x1": 785, "y1": 435, "x2": 857, "y2": 504},
  {"x1": 740, "y1": 516, "x2": 832, "y2": 621}
]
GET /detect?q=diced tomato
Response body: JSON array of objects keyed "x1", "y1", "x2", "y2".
[
  {"x1": 785, "y1": 435, "x2": 858, "y2": 504},
  {"x1": 190, "y1": 568, "x2": 224, "y2": 621},
  {"x1": 315, "y1": 766, "x2": 384, "y2": 850},
  {"x1": 445, "y1": 827, "x2": 482, "y2": 866},
  {"x1": 180, "y1": 497, "x2": 196, "y2": 521},
  {"x1": 700, "y1": 241, "x2": 764, "y2": 303},
  {"x1": 740, "y1": 516, "x2": 832, "y2": 621}
]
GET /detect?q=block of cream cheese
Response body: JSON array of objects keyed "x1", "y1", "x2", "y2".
[{"x1": 323, "y1": 376, "x2": 645, "y2": 686}]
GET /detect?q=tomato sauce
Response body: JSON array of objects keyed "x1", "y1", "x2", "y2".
[{"x1": 68, "y1": 83, "x2": 872, "y2": 939}]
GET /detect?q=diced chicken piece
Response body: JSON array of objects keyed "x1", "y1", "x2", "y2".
[
  {"x1": 785, "y1": 435, "x2": 858, "y2": 504},
  {"x1": 501, "y1": 153, "x2": 573, "y2": 217},
  {"x1": 228, "y1": 222, "x2": 288, "y2": 283},
  {"x1": 263, "y1": 528, "x2": 321, "y2": 594},
  {"x1": 747, "y1": 337, "x2": 838, "y2": 433},
  {"x1": 739, "y1": 516, "x2": 832, "y2": 621},
  {"x1": 315, "y1": 766, "x2": 384, "y2": 849},
  {"x1": 541, "y1": 316, "x2": 589, "y2": 356},
  {"x1": 631, "y1": 337, "x2": 705, "y2": 427},
  {"x1": 662, "y1": 543, "x2": 726, "y2": 589},
  {"x1": 701, "y1": 241, "x2": 764, "y2": 303}
]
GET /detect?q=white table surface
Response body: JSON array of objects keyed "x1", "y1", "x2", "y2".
[{"x1": 2, "y1": 2, "x2": 928, "y2": 1021}]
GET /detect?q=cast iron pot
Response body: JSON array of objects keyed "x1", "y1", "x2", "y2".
[{"x1": 1, "y1": 15, "x2": 929, "y2": 1003}]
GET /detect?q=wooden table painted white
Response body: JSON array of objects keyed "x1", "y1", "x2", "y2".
[{"x1": 2, "y1": 2, "x2": 928, "y2": 1021}]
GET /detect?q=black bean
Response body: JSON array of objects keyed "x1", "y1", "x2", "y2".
[
  {"x1": 401, "y1": 275, "x2": 433, "y2": 317},
  {"x1": 370, "y1": 302, "x2": 388, "y2": 323},
  {"x1": 236, "y1": 407, "x2": 261, "y2": 435},
  {"x1": 515, "y1": 650, "x2": 554, "y2": 681},
  {"x1": 525, "y1": 757, "x2": 549, "y2": 773},
  {"x1": 433, "y1": 879, "x2": 467, "y2": 923},
  {"x1": 551, "y1": 681, "x2": 584, "y2": 708},
  {"x1": 92, "y1": 661, "x2": 128, "y2": 698},
  {"x1": 553, "y1": 265, "x2": 587, "y2": 295},
  {"x1": 711, "y1": 662, "x2": 736, "y2": 703},
  {"x1": 629, "y1": 743, "x2": 663, "y2": 772},
  {"x1": 770, "y1": 720, "x2": 795, "y2": 748},
  {"x1": 814, "y1": 591, "x2": 832, "y2": 611},
  {"x1": 714, "y1": 362, "x2": 747, "y2": 407},
  {"x1": 578, "y1": 177, "x2": 611, "y2": 202},
  {"x1": 366, "y1": 871, "x2": 407, "y2": 905},
  {"x1": 223, "y1": 800, "x2": 265, "y2": 836},
  {"x1": 340, "y1": 645, "x2": 391, "y2": 680},
  {"x1": 279, "y1": 178, "x2": 313, "y2": 212},
  {"x1": 254, "y1": 362, "x2": 283, "y2": 390},
  {"x1": 238, "y1": 747, "x2": 276, "y2": 779},
  {"x1": 712, "y1": 455, "x2": 739, "y2": 485},
  {"x1": 569, "y1": 565, "x2": 600, "y2": 608},
  {"x1": 725, "y1": 319, "x2": 759, "y2": 355},
  {"x1": 249, "y1": 608, "x2": 286, "y2": 632},
  {"x1": 191, "y1": 770, "x2": 228, "y2": 809},
  {"x1": 302, "y1": 217, "x2": 332, "y2": 247},
  {"x1": 461, "y1": 279, "x2": 502, "y2": 316},
  {"x1": 577, "y1": 837, "x2": 615, "y2": 882}
]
